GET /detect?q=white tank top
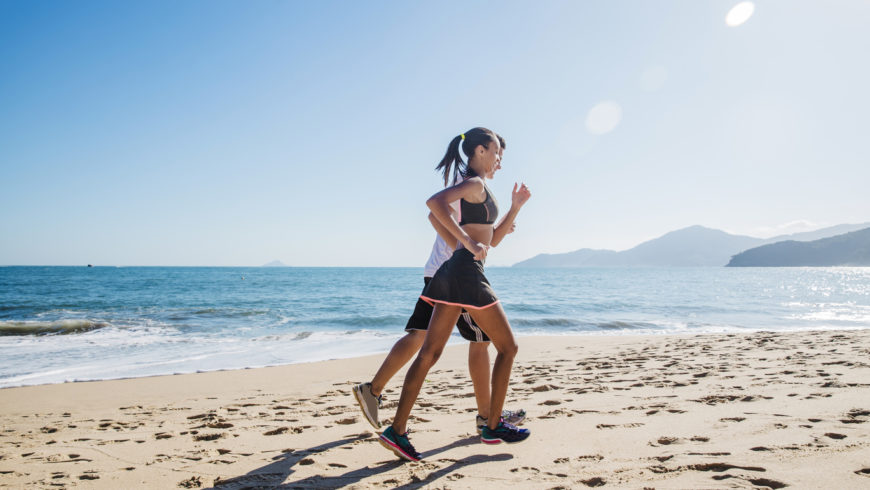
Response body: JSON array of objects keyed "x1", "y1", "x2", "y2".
[{"x1": 422, "y1": 199, "x2": 461, "y2": 277}]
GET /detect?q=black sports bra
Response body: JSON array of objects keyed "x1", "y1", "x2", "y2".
[{"x1": 459, "y1": 185, "x2": 498, "y2": 225}]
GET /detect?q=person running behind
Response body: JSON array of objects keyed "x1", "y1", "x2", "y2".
[{"x1": 380, "y1": 127, "x2": 531, "y2": 461}]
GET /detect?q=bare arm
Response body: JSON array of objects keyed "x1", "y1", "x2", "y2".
[
  {"x1": 490, "y1": 221, "x2": 515, "y2": 247},
  {"x1": 427, "y1": 178, "x2": 488, "y2": 260},
  {"x1": 491, "y1": 182, "x2": 531, "y2": 247},
  {"x1": 429, "y1": 212, "x2": 458, "y2": 249}
]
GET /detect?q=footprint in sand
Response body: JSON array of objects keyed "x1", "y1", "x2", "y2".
[
  {"x1": 842, "y1": 408, "x2": 869, "y2": 424},
  {"x1": 186, "y1": 413, "x2": 215, "y2": 421},
  {"x1": 576, "y1": 454, "x2": 604, "y2": 462},
  {"x1": 714, "y1": 476, "x2": 788, "y2": 489},
  {"x1": 596, "y1": 423, "x2": 644, "y2": 429},
  {"x1": 532, "y1": 384, "x2": 560, "y2": 392},
  {"x1": 650, "y1": 435, "x2": 708, "y2": 446},
  {"x1": 263, "y1": 427, "x2": 301, "y2": 436},
  {"x1": 193, "y1": 433, "x2": 225, "y2": 442},
  {"x1": 178, "y1": 476, "x2": 202, "y2": 488},
  {"x1": 540, "y1": 408, "x2": 571, "y2": 419}
]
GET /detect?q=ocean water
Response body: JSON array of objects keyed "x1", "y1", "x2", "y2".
[{"x1": 1, "y1": 266, "x2": 868, "y2": 388}]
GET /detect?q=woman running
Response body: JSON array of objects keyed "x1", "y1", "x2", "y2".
[
  {"x1": 379, "y1": 127, "x2": 531, "y2": 461},
  {"x1": 352, "y1": 134, "x2": 525, "y2": 435}
]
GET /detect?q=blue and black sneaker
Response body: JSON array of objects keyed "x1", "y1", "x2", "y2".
[
  {"x1": 477, "y1": 409, "x2": 527, "y2": 435},
  {"x1": 480, "y1": 419, "x2": 531, "y2": 444},
  {"x1": 379, "y1": 425, "x2": 422, "y2": 461}
]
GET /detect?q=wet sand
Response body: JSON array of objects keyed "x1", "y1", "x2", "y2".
[{"x1": 1, "y1": 329, "x2": 869, "y2": 488}]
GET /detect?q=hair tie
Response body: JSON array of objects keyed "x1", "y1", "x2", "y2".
[{"x1": 460, "y1": 133, "x2": 465, "y2": 140}]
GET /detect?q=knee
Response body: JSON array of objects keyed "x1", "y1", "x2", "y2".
[
  {"x1": 496, "y1": 340, "x2": 518, "y2": 359},
  {"x1": 417, "y1": 346, "x2": 444, "y2": 367},
  {"x1": 408, "y1": 329, "x2": 426, "y2": 347}
]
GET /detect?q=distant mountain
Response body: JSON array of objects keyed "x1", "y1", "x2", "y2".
[
  {"x1": 727, "y1": 227, "x2": 870, "y2": 266},
  {"x1": 262, "y1": 260, "x2": 288, "y2": 267},
  {"x1": 606, "y1": 226, "x2": 764, "y2": 267},
  {"x1": 512, "y1": 223, "x2": 870, "y2": 268},
  {"x1": 767, "y1": 222, "x2": 870, "y2": 243},
  {"x1": 514, "y1": 226, "x2": 764, "y2": 267}
]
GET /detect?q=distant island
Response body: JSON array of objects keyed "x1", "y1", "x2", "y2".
[
  {"x1": 727, "y1": 227, "x2": 870, "y2": 266},
  {"x1": 262, "y1": 260, "x2": 288, "y2": 267},
  {"x1": 513, "y1": 222, "x2": 870, "y2": 268}
]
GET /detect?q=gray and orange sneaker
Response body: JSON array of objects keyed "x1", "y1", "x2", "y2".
[
  {"x1": 352, "y1": 382, "x2": 381, "y2": 429},
  {"x1": 379, "y1": 426, "x2": 422, "y2": 461}
]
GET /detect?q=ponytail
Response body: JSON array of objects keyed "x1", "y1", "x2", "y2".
[
  {"x1": 434, "y1": 127, "x2": 498, "y2": 186},
  {"x1": 435, "y1": 135, "x2": 465, "y2": 187}
]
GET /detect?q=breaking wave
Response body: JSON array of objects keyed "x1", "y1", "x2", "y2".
[{"x1": 0, "y1": 319, "x2": 110, "y2": 336}]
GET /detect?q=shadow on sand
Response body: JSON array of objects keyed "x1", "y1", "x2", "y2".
[{"x1": 206, "y1": 434, "x2": 513, "y2": 489}]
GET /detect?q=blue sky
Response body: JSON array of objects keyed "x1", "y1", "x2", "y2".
[{"x1": 2, "y1": 1, "x2": 869, "y2": 266}]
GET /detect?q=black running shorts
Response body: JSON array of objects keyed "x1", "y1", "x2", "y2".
[{"x1": 405, "y1": 277, "x2": 490, "y2": 343}]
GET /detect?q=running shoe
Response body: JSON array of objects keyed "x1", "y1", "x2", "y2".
[
  {"x1": 476, "y1": 409, "x2": 527, "y2": 434},
  {"x1": 379, "y1": 426, "x2": 422, "y2": 461},
  {"x1": 502, "y1": 408, "x2": 526, "y2": 426},
  {"x1": 352, "y1": 382, "x2": 381, "y2": 429},
  {"x1": 480, "y1": 419, "x2": 531, "y2": 444}
]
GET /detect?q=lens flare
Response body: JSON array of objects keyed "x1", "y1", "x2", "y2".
[
  {"x1": 585, "y1": 101, "x2": 622, "y2": 135},
  {"x1": 725, "y1": 1, "x2": 755, "y2": 27}
]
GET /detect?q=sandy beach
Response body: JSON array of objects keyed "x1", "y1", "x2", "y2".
[{"x1": 1, "y1": 329, "x2": 869, "y2": 489}]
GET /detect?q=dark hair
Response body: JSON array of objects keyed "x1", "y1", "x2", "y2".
[
  {"x1": 496, "y1": 133, "x2": 506, "y2": 150},
  {"x1": 435, "y1": 127, "x2": 499, "y2": 186}
]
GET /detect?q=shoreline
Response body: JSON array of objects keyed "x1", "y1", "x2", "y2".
[
  {"x1": 1, "y1": 329, "x2": 869, "y2": 488},
  {"x1": 5, "y1": 326, "x2": 869, "y2": 390}
]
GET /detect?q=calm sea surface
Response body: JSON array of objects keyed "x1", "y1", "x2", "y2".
[{"x1": 1, "y1": 266, "x2": 868, "y2": 388}]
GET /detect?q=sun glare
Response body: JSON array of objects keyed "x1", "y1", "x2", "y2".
[
  {"x1": 725, "y1": 1, "x2": 755, "y2": 27},
  {"x1": 585, "y1": 101, "x2": 622, "y2": 135}
]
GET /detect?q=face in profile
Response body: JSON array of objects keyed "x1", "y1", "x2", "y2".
[{"x1": 478, "y1": 140, "x2": 502, "y2": 179}]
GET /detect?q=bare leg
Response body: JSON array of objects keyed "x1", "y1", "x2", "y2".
[
  {"x1": 391, "y1": 304, "x2": 461, "y2": 435},
  {"x1": 370, "y1": 330, "x2": 425, "y2": 397},
  {"x1": 468, "y1": 341, "x2": 491, "y2": 419},
  {"x1": 468, "y1": 303, "x2": 518, "y2": 430}
]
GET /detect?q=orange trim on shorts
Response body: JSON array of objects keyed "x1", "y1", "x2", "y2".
[{"x1": 419, "y1": 295, "x2": 500, "y2": 310}]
